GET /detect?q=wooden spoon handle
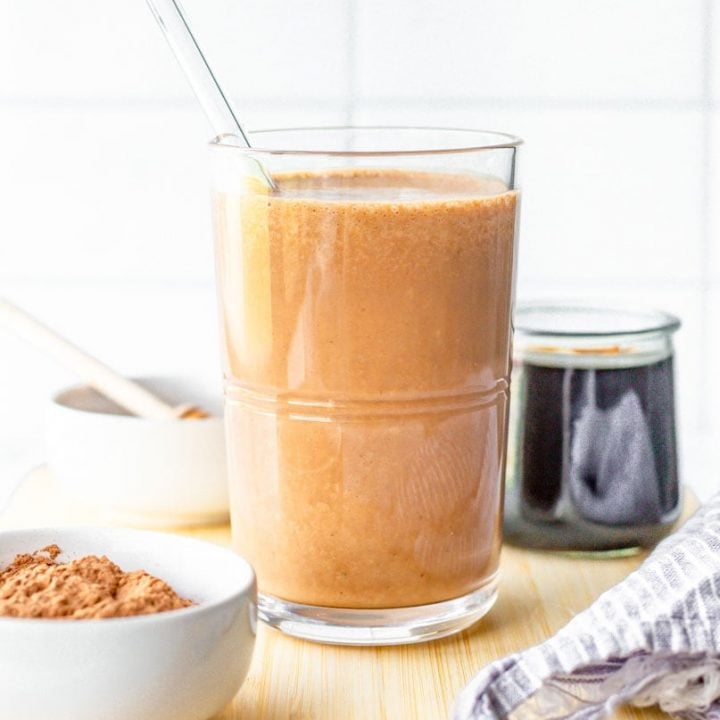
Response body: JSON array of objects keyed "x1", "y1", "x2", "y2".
[{"x1": 0, "y1": 298, "x2": 179, "y2": 420}]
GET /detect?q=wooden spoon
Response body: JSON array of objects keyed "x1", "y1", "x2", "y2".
[{"x1": 0, "y1": 298, "x2": 209, "y2": 420}]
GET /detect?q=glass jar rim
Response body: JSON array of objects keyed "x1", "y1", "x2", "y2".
[
  {"x1": 208, "y1": 126, "x2": 523, "y2": 158},
  {"x1": 515, "y1": 302, "x2": 681, "y2": 339}
]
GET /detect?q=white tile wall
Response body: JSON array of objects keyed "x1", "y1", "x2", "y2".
[
  {"x1": 711, "y1": 1, "x2": 719, "y2": 101},
  {"x1": 0, "y1": 0, "x2": 349, "y2": 103},
  {"x1": 353, "y1": 104, "x2": 706, "y2": 284},
  {"x1": 708, "y1": 113, "x2": 720, "y2": 278},
  {"x1": 354, "y1": 0, "x2": 706, "y2": 102},
  {"x1": 184, "y1": 0, "x2": 351, "y2": 103},
  {"x1": 0, "y1": 1, "x2": 185, "y2": 100},
  {"x1": 1, "y1": 0, "x2": 718, "y2": 500},
  {"x1": 0, "y1": 107, "x2": 212, "y2": 281},
  {"x1": 0, "y1": 103, "x2": 345, "y2": 282}
]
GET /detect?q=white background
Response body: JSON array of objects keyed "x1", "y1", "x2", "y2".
[{"x1": 0, "y1": 1, "x2": 717, "y2": 499}]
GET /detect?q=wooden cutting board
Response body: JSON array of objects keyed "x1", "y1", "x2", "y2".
[{"x1": 0, "y1": 468, "x2": 687, "y2": 720}]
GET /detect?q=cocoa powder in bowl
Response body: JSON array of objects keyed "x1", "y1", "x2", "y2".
[{"x1": 0, "y1": 545, "x2": 192, "y2": 619}]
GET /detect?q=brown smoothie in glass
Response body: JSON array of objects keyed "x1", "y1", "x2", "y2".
[{"x1": 214, "y1": 169, "x2": 518, "y2": 609}]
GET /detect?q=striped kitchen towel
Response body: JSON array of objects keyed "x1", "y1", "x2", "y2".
[{"x1": 453, "y1": 495, "x2": 720, "y2": 720}]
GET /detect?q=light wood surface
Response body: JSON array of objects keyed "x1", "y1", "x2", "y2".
[{"x1": 0, "y1": 468, "x2": 688, "y2": 720}]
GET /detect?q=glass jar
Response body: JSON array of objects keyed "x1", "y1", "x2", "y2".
[{"x1": 504, "y1": 303, "x2": 682, "y2": 553}]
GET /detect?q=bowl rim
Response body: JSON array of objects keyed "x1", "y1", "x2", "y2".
[
  {"x1": 49, "y1": 375, "x2": 223, "y2": 424},
  {"x1": 0, "y1": 526, "x2": 255, "y2": 628}
]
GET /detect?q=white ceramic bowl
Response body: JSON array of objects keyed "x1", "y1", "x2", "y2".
[
  {"x1": 0, "y1": 527, "x2": 256, "y2": 720},
  {"x1": 46, "y1": 377, "x2": 229, "y2": 527}
]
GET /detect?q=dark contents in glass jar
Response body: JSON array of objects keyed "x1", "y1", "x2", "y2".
[{"x1": 504, "y1": 356, "x2": 680, "y2": 551}]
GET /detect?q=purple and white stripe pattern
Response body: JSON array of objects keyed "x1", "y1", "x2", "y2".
[{"x1": 454, "y1": 495, "x2": 720, "y2": 720}]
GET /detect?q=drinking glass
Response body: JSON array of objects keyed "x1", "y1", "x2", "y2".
[{"x1": 210, "y1": 127, "x2": 522, "y2": 644}]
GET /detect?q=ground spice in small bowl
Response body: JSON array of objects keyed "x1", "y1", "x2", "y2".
[{"x1": 0, "y1": 545, "x2": 193, "y2": 619}]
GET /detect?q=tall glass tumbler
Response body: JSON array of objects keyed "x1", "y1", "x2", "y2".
[{"x1": 210, "y1": 128, "x2": 522, "y2": 644}]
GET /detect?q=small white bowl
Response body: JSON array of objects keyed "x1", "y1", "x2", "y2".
[
  {"x1": 46, "y1": 377, "x2": 229, "y2": 527},
  {"x1": 0, "y1": 527, "x2": 256, "y2": 720}
]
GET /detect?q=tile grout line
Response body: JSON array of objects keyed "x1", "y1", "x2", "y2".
[
  {"x1": 344, "y1": 0, "x2": 357, "y2": 125},
  {"x1": 0, "y1": 97, "x2": 713, "y2": 113},
  {"x1": 697, "y1": 0, "x2": 714, "y2": 433},
  {"x1": 345, "y1": 97, "x2": 716, "y2": 112}
]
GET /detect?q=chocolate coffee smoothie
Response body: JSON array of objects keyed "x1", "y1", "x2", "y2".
[{"x1": 214, "y1": 169, "x2": 518, "y2": 609}]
